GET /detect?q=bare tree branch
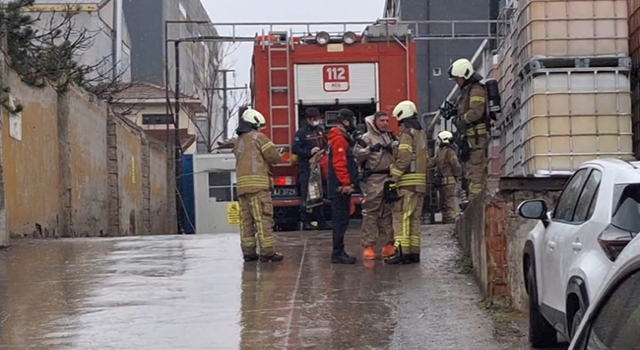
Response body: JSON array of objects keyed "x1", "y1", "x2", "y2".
[
  {"x1": 186, "y1": 40, "x2": 249, "y2": 153},
  {"x1": 0, "y1": 1, "x2": 132, "y2": 98}
]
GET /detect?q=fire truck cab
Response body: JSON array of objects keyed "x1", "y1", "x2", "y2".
[{"x1": 249, "y1": 19, "x2": 418, "y2": 230}]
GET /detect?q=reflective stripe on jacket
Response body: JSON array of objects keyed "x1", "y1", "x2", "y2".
[
  {"x1": 389, "y1": 127, "x2": 430, "y2": 193},
  {"x1": 233, "y1": 130, "x2": 283, "y2": 195}
]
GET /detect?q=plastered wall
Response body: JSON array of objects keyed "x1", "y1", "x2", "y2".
[{"x1": 1, "y1": 69, "x2": 177, "y2": 243}]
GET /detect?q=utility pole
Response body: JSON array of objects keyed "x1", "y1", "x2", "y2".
[
  {"x1": 219, "y1": 69, "x2": 233, "y2": 140},
  {"x1": 210, "y1": 69, "x2": 247, "y2": 140}
]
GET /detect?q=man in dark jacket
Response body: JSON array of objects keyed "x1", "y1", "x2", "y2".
[
  {"x1": 327, "y1": 108, "x2": 359, "y2": 264},
  {"x1": 293, "y1": 107, "x2": 331, "y2": 231}
]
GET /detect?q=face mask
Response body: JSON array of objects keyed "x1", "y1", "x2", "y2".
[{"x1": 312, "y1": 121, "x2": 320, "y2": 126}]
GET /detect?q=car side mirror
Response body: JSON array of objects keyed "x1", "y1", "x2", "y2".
[{"x1": 517, "y1": 199, "x2": 550, "y2": 228}]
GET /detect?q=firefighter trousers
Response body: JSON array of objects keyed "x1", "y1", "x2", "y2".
[
  {"x1": 392, "y1": 188, "x2": 424, "y2": 254},
  {"x1": 465, "y1": 135, "x2": 488, "y2": 202},
  {"x1": 238, "y1": 190, "x2": 276, "y2": 256},
  {"x1": 438, "y1": 183, "x2": 458, "y2": 224},
  {"x1": 361, "y1": 174, "x2": 393, "y2": 247}
]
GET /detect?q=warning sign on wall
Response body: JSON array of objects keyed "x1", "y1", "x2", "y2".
[{"x1": 227, "y1": 202, "x2": 240, "y2": 225}]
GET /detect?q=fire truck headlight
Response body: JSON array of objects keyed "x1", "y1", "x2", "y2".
[
  {"x1": 316, "y1": 31, "x2": 330, "y2": 45},
  {"x1": 343, "y1": 31, "x2": 357, "y2": 45}
]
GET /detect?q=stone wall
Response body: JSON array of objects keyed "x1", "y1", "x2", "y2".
[
  {"x1": 455, "y1": 177, "x2": 567, "y2": 311},
  {"x1": 1, "y1": 69, "x2": 177, "y2": 244}
]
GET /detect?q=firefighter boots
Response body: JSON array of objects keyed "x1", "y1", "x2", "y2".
[
  {"x1": 363, "y1": 246, "x2": 376, "y2": 260},
  {"x1": 381, "y1": 243, "x2": 395, "y2": 258},
  {"x1": 243, "y1": 253, "x2": 259, "y2": 262},
  {"x1": 384, "y1": 245, "x2": 413, "y2": 265},
  {"x1": 332, "y1": 251, "x2": 357, "y2": 264},
  {"x1": 259, "y1": 252, "x2": 285, "y2": 263}
]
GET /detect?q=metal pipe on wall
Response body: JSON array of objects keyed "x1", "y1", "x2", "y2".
[
  {"x1": 112, "y1": 0, "x2": 123, "y2": 79},
  {"x1": 174, "y1": 41, "x2": 184, "y2": 234}
]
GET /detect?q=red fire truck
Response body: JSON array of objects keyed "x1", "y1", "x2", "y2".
[{"x1": 249, "y1": 20, "x2": 418, "y2": 230}]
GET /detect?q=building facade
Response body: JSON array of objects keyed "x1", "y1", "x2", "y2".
[
  {"x1": 123, "y1": 0, "x2": 224, "y2": 151},
  {"x1": 6, "y1": 0, "x2": 133, "y2": 83},
  {"x1": 383, "y1": 0, "x2": 502, "y2": 115}
]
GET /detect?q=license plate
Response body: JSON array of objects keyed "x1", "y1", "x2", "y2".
[{"x1": 272, "y1": 187, "x2": 297, "y2": 197}]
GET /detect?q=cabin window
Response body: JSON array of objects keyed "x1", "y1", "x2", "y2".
[{"x1": 208, "y1": 171, "x2": 237, "y2": 202}]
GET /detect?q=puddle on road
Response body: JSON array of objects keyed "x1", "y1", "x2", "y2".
[{"x1": 0, "y1": 233, "x2": 399, "y2": 350}]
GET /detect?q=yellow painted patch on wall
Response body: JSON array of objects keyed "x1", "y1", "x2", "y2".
[{"x1": 131, "y1": 156, "x2": 135, "y2": 184}]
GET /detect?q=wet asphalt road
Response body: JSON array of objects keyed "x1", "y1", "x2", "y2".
[{"x1": 0, "y1": 225, "x2": 564, "y2": 350}]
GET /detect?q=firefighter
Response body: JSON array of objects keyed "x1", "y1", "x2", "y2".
[
  {"x1": 327, "y1": 108, "x2": 359, "y2": 264},
  {"x1": 434, "y1": 130, "x2": 462, "y2": 224},
  {"x1": 233, "y1": 108, "x2": 284, "y2": 263},
  {"x1": 354, "y1": 111, "x2": 397, "y2": 260},
  {"x1": 292, "y1": 107, "x2": 332, "y2": 231},
  {"x1": 386, "y1": 100, "x2": 430, "y2": 265},
  {"x1": 448, "y1": 58, "x2": 488, "y2": 202}
]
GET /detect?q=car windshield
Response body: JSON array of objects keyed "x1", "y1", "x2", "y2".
[{"x1": 611, "y1": 184, "x2": 640, "y2": 235}]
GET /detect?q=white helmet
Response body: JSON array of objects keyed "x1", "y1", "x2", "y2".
[
  {"x1": 448, "y1": 58, "x2": 474, "y2": 80},
  {"x1": 437, "y1": 130, "x2": 454, "y2": 144},
  {"x1": 241, "y1": 108, "x2": 266, "y2": 129},
  {"x1": 392, "y1": 100, "x2": 418, "y2": 121}
]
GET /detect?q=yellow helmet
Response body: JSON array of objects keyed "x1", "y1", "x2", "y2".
[
  {"x1": 448, "y1": 58, "x2": 474, "y2": 80},
  {"x1": 437, "y1": 130, "x2": 454, "y2": 144},
  {"x1": 392, "y1": 100, "x2": 418, "y2": 121},
  {"x1": 241, "y1": 108, "x2": 266, "y2": 130}
]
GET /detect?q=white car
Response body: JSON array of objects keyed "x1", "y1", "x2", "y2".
[
  {"x1": 518, "y1": 158, "x2": 640, "y2": 348},
  {"x1": 568, "y1": 229, "x2": 640, "y2": 350}
]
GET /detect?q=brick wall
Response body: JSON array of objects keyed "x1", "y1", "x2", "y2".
[
  {"x1": 456, "y1": 178, "x2": 566, "y2": 310},
  {"x1": 0, "y1": 69, "x2": 178, "y2": 244}
]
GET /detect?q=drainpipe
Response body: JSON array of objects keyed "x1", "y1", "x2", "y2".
[{"x1": 113, "y1": 0, "x2": 123, "y2": 79}]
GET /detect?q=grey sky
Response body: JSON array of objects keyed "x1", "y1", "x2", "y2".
[{"x1": 201, "y1": 0, "x2": 387, "y2": 91}]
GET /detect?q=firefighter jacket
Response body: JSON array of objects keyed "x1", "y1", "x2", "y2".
[
  {"x1": 354, "y1": 115, "x2": 396, "y2": 174},
  {"x1": 293, "y1": 124, "x2": 327, "y2": 172},
  {"x1": 457, "y1": 82, "x2": 488, "y2": 138},
  {"x1": 389, "y1": 118, "x2": 430, "y2": 193},
  {"x1": 434, "y1": 145, "x2": 462, "y2": 185},
  {"x1": 327, "y1": 125, "x2": 359, "y2": 200},
  {"x1": 233, "y1": 123, "x2": 283, "y2": 196}
]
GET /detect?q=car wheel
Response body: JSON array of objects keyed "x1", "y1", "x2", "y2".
[
  {"x1": 570, "y1": 307, "x2": 585, "y2": 340},
  {"x1": 527, "y1": 265, "x2": 558, "y2": 348}
]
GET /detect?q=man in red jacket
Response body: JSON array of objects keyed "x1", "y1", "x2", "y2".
[{"x1": 327, "y1": 109, "x2": 359, "y2": 264}]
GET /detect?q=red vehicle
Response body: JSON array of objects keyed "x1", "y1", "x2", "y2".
[{"x1": 249, "y1": 20, "x2": 418, "y2": 230}]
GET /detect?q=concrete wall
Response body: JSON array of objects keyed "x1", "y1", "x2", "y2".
[
  {"x1": 64, "y1": 86, "x2": 110, "y2": 236},
  {"x1": 2, "y1": 69, "x2": 60, "y2": 240},
  {"x1": 111, "y1": 117, "x2": 144, "y2": 236},
  {"x1": 28, "y1": 6, "x2": 132, "y2": 82},
  {"x1": 2, "y1": 68, "x2": 177, "y2": 243},
  {"x1": 124, "y1": 0, "x2": 220, "y2": 100},
  {"x1": 149, "y1": 141, "x2": 175, "y2": 234},
  {"x1": 455, "y1": 178, "x2": 566, "y2": 311}
]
